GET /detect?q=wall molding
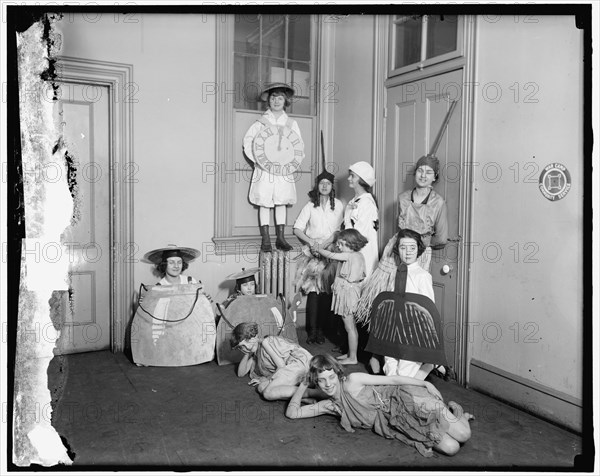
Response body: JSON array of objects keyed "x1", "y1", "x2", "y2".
[{"x1": 469, "y1": 359, "x2": 582, "y2": 433}]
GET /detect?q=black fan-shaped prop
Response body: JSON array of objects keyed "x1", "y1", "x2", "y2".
[{"x1": 365, "y1": 291, "x2": 447, "y2": 366}]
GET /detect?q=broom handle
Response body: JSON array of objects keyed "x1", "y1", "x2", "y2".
[
  {"x1": 429, "y1": 100, "x2": 458, "y2": 157},
  {"x1": 320, "y1": 130, "x2": 326, "y2": 172}
]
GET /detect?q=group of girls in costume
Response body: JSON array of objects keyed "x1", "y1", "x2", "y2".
[{"x1": 140, "y1": 82, "x2": 470, "y2": 457}]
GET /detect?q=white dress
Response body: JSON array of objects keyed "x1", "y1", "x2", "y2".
[
  {"x1": 242, "y1": 109, "x2": 304, "y2": 207},
  {"x1": 343, "y1": 193, "x2": 379, "y2": 278}
]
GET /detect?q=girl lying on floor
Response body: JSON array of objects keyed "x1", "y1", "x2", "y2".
[
  {"x1": 285, "y1": 354, "x2": 474, "y2": 457},
  {"x1": 230, "y1": 322, "x2": 322, "y2": 402}
]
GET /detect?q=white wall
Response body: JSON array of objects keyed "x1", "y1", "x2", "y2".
[
  {"x1": 331, "y1": 15, "x2": 376, "y2": 202},
  {"x1": 469, "y1": 15, "x2": 583, "y2": 403}
]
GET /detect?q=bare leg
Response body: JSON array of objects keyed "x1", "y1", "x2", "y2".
[
  {"x1": 414, "y1": 362, "x2": 434, "y2": 380},
  {"x1": 369, "y1": 355, "x2": 381, "y2": 374},
  {"x1": 434, "y1": 433, "x2": 461, "y2": 456},
  {"x1": 337, "y1": 314, "x2": 358, "y2": 365},
  {"x1": 442, "y1": 401, "x2": 473, "y2": 443}
]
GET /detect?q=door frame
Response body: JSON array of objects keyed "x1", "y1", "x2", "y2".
[
  {"x1": 56, "y1": 56, "x2": 134, "y2": 353},
  {"x1": 372, "y1": 15, "x2": 477, "y2": 385}
]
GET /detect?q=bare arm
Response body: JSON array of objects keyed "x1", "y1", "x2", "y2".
[
  {"x1": 236, "y1": 353, "x2": 255, "y2": 378},
  {"x1": 285, "y1": 382, "x2": 337, "y2": 419},
  {"x1": 312, "y1": 247, "x2": 350, "y2": 262},
  {"x1": 346, "y1": 372, "x2": 442, "y2": 400}
]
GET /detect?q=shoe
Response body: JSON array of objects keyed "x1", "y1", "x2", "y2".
[
  {"x1": 275, "y1": 225, "x2": 293, "y2": 251},
  {"x1": 315, "y1": 335, "x2": 325, "y2": 345},
  {"x1": 306, "y1": 335, "x2": 317, "y2": 345},
  {"x1": 259, "y1": 225, "x2": 272, "y2": 252}
]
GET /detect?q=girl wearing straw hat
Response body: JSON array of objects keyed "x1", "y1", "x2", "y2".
[
  {"x1": 143, "y1": 244, "x2": 201, "y2": 286},
  {"x1": 221, "y1": 267, "x2": 260, "y2": 308},
  {"x1": 243, "y1": 82, "x2": 304, "y2": 252}
]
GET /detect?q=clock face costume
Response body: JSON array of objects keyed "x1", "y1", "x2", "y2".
[{"x1": 243, "y1": 109, "x2": 305, "y2": 207}]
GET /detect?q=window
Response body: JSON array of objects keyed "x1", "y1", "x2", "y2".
[
  {"x1": 390, "y1": 15, "x2": 463, "y2": 76},
  {"x1": 233, "y1": 14, "x2": 315, "y2": 115}
]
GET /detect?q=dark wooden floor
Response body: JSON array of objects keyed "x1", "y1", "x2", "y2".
[{"x1": 48, "y1": 334, "x2": 585, "y2": 470}]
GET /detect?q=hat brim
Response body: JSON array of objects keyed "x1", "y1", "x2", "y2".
[
  {"x1": 226, "y1": 267, "x2": 261, "y2": 280},
  {"x1": 259, "y1": 84, "x2": 295, "y2": 102},
  {"x1": 143, "y1": 246, "x2": 200, "y2": 264}
]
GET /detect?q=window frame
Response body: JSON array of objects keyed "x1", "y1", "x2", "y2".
[{"x1": 388, "y1": 15, "x2": 464, "y2": 78}]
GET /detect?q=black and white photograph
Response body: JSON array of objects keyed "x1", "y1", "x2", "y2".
[{"x1": 2, "y1": 0, "x2": 597, "y2": 472}]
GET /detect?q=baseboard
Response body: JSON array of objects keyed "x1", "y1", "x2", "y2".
[{"x1": 468, "y1": 359, "x2": 582, "y2": 433}]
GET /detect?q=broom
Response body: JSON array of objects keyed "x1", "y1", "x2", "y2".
[{"x1": 354, "y1": 100, "x2": 458, "y2": 327}]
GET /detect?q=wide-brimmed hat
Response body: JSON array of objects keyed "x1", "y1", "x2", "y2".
[
  {"x1": 349, "y1": 161, "x2": 376, "y2": 187},
  {"x1": 226, "y1": 267, "x2": 260, "y2": 285},
  {"x1": 259, "y1": 82, "x2": 295, "y2": 102},
  {"x1": 143, "y1": 244, "x2": 200, "y2": 265}
]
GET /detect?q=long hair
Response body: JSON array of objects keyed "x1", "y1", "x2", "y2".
[
  {"x1": 230, "y1": 322, "x2": 259, "y2": 349},
  {"x1": 308, "y1": 184, "x2": 337, "y2": 210},
  {"x1": 308, "y1": 354, "x2": 346, "y2": 387}
]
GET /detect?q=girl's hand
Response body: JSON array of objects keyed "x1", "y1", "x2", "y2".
[{"x1": 249, "y1": 377, "x2": 269, "y2": 387}]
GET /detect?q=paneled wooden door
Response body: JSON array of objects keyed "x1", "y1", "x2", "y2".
[
  {"x1": 382, "y1": 68, "x2": 463, "y2": 371},
  {"x1": 53, "y1": 81, "x2": 111, "y2": 353}
]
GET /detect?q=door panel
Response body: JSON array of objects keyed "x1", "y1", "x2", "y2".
[
  {"x1": 383, "y1": 69, "x2": 463, "y2": 370},
  {"x1": 53, "y1": 82, "x2": 111, "y2": 353}
]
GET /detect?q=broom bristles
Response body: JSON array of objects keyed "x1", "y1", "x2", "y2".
[{"x1": 354, "y1": 236, "x2": 399, "y2": 326}]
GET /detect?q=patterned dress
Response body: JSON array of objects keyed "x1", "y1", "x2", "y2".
[{"x1": 332, "y1": 383, "x2": 449, "y2": 457}]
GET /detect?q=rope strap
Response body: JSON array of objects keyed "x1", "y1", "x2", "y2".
[{"x1": 137, "y1": 283, "x2": 204, "y2": 323}]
